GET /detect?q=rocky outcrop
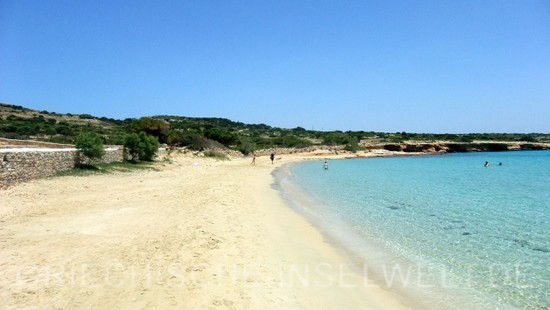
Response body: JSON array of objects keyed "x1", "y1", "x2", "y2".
[
  {"x1": 403, "y1": 144, "x2": 443, "y2": 153},
  {"x1": 520, "y1": 144, "x2": 547, "y2": 151},
  {"x1": 375, "y1": 142, "x2": 549, "y2": 154},
  {"x1": 383, "y1": 144, "x2": 403, "y2": 152}
]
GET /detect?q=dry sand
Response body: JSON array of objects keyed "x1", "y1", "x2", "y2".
[{"x1": 0, "y1": 151, "x2": 411, "y2": 309}]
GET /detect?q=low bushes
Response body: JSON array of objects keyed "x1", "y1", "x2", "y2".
[{"x1": 124, "y1": 132, "x2": 160, "y2": 161}]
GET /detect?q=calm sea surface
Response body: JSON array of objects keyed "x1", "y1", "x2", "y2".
[{"x1": 276, "y1": 151, "x2": 549, "y2": 309}]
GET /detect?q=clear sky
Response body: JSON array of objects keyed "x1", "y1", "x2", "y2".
[{"x1": 1, "y1": 0, "x2": 549, "y2": 133}]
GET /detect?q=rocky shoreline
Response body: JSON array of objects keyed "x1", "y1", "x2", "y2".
[
  {"x1": 371, "y1": 141, "x2": 550, "y2": 153},
  {"x1": 250, "y1": 141, "x2": 550, "y2": 157}
]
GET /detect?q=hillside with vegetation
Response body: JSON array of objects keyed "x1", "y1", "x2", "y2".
[
  {"x1": 0, "y1": 103, "x2": 129, "y2": 145},
  {"x1": 1, "y1": 102, "x2": 549, "y2": 154}
]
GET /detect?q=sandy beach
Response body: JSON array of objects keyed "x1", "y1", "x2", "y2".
[{"x1": 0, "y1": 151, "x2": 411, "y2": 309}]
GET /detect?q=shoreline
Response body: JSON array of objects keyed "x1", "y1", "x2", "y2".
[
  {"x1": 1, "y1": 152, "x2": 411, "y2": 309},
  {"x1": 272, "y1": 157, "x2": 484, "y2": 310},
  {"x1": 275, "y1": 151, "x2": 550, "y2": 310}
]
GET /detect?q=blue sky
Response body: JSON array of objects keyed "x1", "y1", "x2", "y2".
[{"x1": 1, "y1": 0, "x2": 549, "y2": 133}]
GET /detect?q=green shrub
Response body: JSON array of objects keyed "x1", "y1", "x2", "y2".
[
  {"x1": 79, "y1": 114, "x2": 95, "y2": 119},
  {"x1": 344, "y1": 137, "x2": 362, "y2": 153},
  {"x1": 167, "y1": 131, "x2": 198, "y2": 146},
  {"x1": 322, "y1": 132, "x2": 348, "y2": 145},
  {"x1": 184, "y1": 135, "x2": 224, "y2": 151},
  {"x1": 205, "y1": 128, "x2": 239, "y2": 146},
  {"x1": 124, "y1": 132, "x2": 160, "y2": 161},
  {"x1": 236, "y1": 137, "x2": 256, "y2": 155},
  {"x1": 16, "y1": 125, "x2": 39, "y2": 136},
  {"x1": 141, "y1": 133, "x2": 160, "y2": 161},
  {"x1": 272, "y1": 135, "x2": 312, "y2": 148},
  {"x1": 129, "y1": 117, "x2": 170, "y2": 143},
  {"x1": 56, "y1": 125, "x2": 73, "y2": 136},
  {"x1": 44, "y1": 126, "x2": 57, "y2": 135},
  {"x1": 124, "y1": 133, "x2": 141, "y2": 160},
  {"x1": 458, "y1": 136, "x2": 475, "y2": 143},
  {"x1": 520, "y1": 135, "x2": 536, "y2": 142},
  {"x1": 203, "y1": 150, "x2": 228, "y2": 160},
  {"x1": 76, "y1": 132, "x2": 105, "y2": 161}
]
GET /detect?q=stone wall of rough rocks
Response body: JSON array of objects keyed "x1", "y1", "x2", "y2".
[{"x1": 0, "y1": 148, "x2": 123, "y2": 189}]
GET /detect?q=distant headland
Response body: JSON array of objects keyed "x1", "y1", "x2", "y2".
[{"x1": 1, "y1": 102, "x2": 549, "y2": 154}]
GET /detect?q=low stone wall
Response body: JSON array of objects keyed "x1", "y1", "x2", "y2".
[{"x1": 0, "y1": 148, "x2": 124, "y2": 189}]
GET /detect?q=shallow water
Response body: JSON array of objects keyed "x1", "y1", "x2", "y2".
[{"x1": 276, "y1": 151, "x2": 550, "y2": 309}]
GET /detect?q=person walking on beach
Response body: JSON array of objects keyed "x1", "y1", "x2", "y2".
[
  {"x1": 270, "y1": 153, "x2": 275, "y2": 164},
  {"x1": 250, "y1": 154, "x2": 256, "y2": 166}
]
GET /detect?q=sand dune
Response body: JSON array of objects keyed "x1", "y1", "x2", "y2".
[{"x1": 0, "y1": 153, "x2": 409, "y2": 309}]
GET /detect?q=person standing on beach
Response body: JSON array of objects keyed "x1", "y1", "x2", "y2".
[
  {"x1": 270, "y1": 153, "x2": 275, "y2": 164},
  {"x1": 250, "y1": 154, "x2": 256, "y2": 166}
]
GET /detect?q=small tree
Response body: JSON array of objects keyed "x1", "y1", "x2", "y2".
[
  {"x1": 124, "y1": 133, "x2": 141, "y2": 161},
  {"x1": 236, "y1": 137, "x2": 256, "y2": 155},
  {"x1": 140, "y1": 132, "x2": 160, "y2": 161},
  {"x1": 124, "y1": 132, "x2": 159, "y2": 161},
  {"x1": 344, "y1": 136, "x2": 362, "y2": 153},
  {"x1": 129, "y1": 117, "x2": 170, "y2": 143},
  {"x1": 75, "y1": 132, "x2": 105, "y2": 166}
]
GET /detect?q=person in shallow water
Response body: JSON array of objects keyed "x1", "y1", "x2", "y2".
[
  {"x1": 484, "y1": 161, "x2": 490, "y2": 167},
  {"x1": 323, "y1": 161, "x2": 328, "y2": 170}
]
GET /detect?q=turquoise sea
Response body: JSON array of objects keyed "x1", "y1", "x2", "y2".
[{"x1": 275, "y1": 151, "x2": 549, "y2": 309}]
